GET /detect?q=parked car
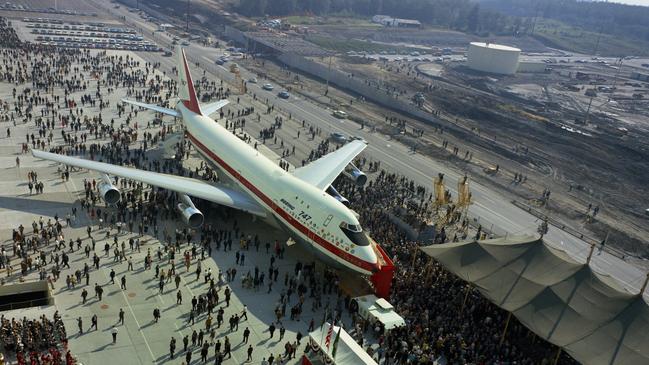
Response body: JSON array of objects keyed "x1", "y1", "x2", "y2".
[
  {"x1": 247, "y1": 77, "x2": 257, "y2": 83},
  {"x1": 330, "y1": 132, "x2": 347, "y2": 143}
]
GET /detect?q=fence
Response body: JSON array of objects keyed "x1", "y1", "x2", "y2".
[{"x1": 277, "y1": 53, "x2": 450, "y2": 129}]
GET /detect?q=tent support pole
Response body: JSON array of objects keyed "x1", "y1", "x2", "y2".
[
  {"x1": 460, "y1": 284, "x2": 471, "y2": 314},
  {"x1": 425, "y1": 257, "x2": 434, "y2": 284},
  {"x1": 410, "y1": 246, "x2": 418, "y2": 270},
  {"x1": 499, "y1": 312, "x2": 512, "y2": 346},
  {"x1": 641, "y1": 272, "x2": 649, "y2": 294},
  {"x1": 586, "y1": 243, "x2": 596, "y2": 264},
  {"x1": 553, "y1": 347, "x2": 562, "y2": 365}
]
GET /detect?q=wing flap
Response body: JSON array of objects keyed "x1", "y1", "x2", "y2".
[
  {"x1": 293, "y1": 139, "x2": 367, "y2": 190},
  {"x1": 32, "y1": 150, "x2": 265, "y2": 217},
  {"x1": 121, "y1": 98, "x2": 180, "y2": 118}
]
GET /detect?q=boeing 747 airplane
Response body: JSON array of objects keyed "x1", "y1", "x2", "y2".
[{"x1": 32, "y1": 47, "x2": 381, "y2": 275}]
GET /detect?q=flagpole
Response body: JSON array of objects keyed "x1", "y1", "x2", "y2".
[{"x1": 319, "y1": 308, "x2": 327, "y2": 349}]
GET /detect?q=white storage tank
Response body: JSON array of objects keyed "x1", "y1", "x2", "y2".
[{"x1": 467, "y1": 42, "x2": 520, "y2": 75}]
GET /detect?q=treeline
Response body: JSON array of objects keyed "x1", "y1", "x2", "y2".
[
  {"x1": 479, "y1": 0, "x2": 649, "y2": 42},
  {"x1": 237, "y1": 0, "x2": 515, "y2": 35}
]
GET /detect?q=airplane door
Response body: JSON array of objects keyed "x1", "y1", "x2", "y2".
[{"x1": 323, "y1": 214, "x2": 333, "y2": 227}]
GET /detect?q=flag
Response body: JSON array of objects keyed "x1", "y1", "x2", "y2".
[
  {"x1": 331, "y1": 325, "x2": 342, "y2": 358},
  {"x1": 319, "y1": 308, "x2": 328, "y2": 347},
  {"x1": 325, "y1": 321, "x2": 335, "y2": 349}
]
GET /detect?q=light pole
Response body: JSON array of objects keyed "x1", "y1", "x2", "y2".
[{"x1": 186, "y1": 0, "x2": 190, "y2": 33}]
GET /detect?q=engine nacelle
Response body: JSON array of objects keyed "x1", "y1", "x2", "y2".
[
  {"x1": 343, "y1": 164, "x2": 367, "y2": 187},
  {"x1": 326, "y1": 185, "x2": 349, "y2": 207},
  {"x1": 98, "y1": 181, "x2": 121, "y2": 205},
  {"x1": 176, "y1": 203, "x2": 204, "y2": 228}
]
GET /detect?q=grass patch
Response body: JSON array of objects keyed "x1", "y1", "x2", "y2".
[{"x1": 533, "y1": 18, "x2": 649, "y2": 57}]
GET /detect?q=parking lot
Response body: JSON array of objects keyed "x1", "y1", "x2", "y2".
[{"x1": 15, "y1": 17, "x2": 161, "y2": 51}]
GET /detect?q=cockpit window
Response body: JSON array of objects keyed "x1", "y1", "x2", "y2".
[{"x1": 339, "y1": 222, "x2": 370, "y2": 246}]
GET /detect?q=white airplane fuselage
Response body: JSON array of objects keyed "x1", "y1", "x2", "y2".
[{"x1": 177, "y1": 103, "x2": 381, "y2": 275}]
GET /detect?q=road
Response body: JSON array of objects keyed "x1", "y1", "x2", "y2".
[{"x1": 92, "y1": 1, "x2": 649, "y2": 294}]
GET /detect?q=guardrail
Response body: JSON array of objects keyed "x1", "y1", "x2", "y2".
[
  {"x1": 511, "y1": 200, "x2": 633, "y2": 260},
  {"x1": 0, "y1": 297, "x2": 51, "y2": 312}
]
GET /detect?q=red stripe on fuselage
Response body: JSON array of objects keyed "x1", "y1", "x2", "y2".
[{"x1": 185, "y1": 132, "x2": 376, "y2": 273}]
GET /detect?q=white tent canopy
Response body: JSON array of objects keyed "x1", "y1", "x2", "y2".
[
  {"x1": 307, "y1": 322, "x2": 377, "y2": 365},
  {"x1": 420, "y1": 235, "x2": 649, "y2": 365}
]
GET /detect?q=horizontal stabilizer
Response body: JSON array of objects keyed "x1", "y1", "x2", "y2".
[
  {"x1": 121, "y1": 98, "x2": 180, "y2": 118},
  {"x1": 201, "y1": 100, "x2": 229, "y2": 116}
]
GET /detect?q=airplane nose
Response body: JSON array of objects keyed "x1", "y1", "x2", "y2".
[{"x1": 356, "y1": 246, "x2": 379, "y2": 272}]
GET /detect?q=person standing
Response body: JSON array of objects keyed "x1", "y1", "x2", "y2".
[
  {"x1": 77, "y1": 317, "x2": 83, "y2": 334},
  {"x1": 90, "y1": 314, "x2": 98, "y2": 331},
  {"x1": 119, "y1": 308, "x2": 125, "y2": 325},
  {"x1": 200, "y1": 342, "x2": 209, "y2": 362},
  {"x1": 269, "y1": 323, "x2": 276, "y2": 338},
  {"x1": 81, "y1": 288, "x2": 88, "y2": 304},
  {"x1": 111, "y1": 326, "x2": 118, "y2": 343},
  {"x1": 185, "y1": 349, "x2": 192, "y2": 364},
  {"x1": 223, "y1": 336, "x2": 231, "y2": 359},
  {"x1": 121, "y1": 275, "x2": 127, "y2": 290},
  {"x1": 169, "y1": 337, "x2": 176, "y2": 359},
  {"x1": 243, "y1": 327, "x2": 250, "y2": 343},
  {"x1": 110, "y1": 269, "x2": 115, "y2": 284},
  {"x1": 183, "y1": 335, "x2": 189, "y2": 352},
  {"x1": 247, "y1": 344, "x2": 253, "y2": 362}
]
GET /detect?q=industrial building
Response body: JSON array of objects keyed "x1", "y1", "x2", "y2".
[
  {"x1": 371, "y1": 15, "x2": 421, "y2": 28},
  {"x1": 466, "y1": 42, "x2": 521, "y2": 75},
  {"x1": 518, "y1": 61, "x2": 548, "y2": 73}
]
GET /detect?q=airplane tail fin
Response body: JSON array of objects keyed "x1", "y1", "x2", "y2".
[{"x1": 177, "y1": 45, "x2": 202, "y2": 115}]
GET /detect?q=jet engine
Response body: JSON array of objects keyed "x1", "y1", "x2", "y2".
[
  {"x1": 98, "y1": 174, "x2": 121, "y2": 205},
  {"x1": 176, "y1": 194, "x2": 204, "y2": 228},
  {"x1": 326, "y1": 185, "x2": 349, "y2": 207},
  {"x1": 343, "y1": 163, "x2": 367, "y2": 187}
]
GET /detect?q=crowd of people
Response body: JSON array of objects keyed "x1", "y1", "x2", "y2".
[
  {"x1": 330, "y1": 169, "x2": 577, "y2": 364},
  {"x1": 0, "y1": 313, "x2": 72, "y2": 365}
]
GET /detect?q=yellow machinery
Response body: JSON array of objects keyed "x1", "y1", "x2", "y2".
[
  {"x1": 433, "y1": 173, "x2": 448, "y2": 205},
  {"x1": 457, "y1": 175, "x2": 472, "y2": 207}
]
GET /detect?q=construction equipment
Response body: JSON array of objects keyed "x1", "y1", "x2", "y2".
[
  {"x1": 433, "y1": 173, "x2": 448, "y2": 205},
  {"x1": 457, "y1": 175, "x2": 472, "y2": 207}
]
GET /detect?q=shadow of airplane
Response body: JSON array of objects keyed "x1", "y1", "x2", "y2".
[{"x1": 0, "y1": 195, "x2": 96, "y2": 230}]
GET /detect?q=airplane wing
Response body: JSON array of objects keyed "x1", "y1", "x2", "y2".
[
  {"x1": 201, "y1": 100, "x2": 229, "y2": 116},
  {"x1": 32, "y1": 150, "x2": 266, "y2": 217},
  {"x1": 121, "y1": 98, "x2": 180, "y2": 118},
  {"x1": 293, "y1": 139, "x2": 367, "y2": 191}
]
